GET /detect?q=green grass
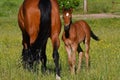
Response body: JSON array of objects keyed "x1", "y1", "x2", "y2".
[
  {"x1": 74, "y1": 0, "x2": 120, "y2": 14},
  {"x1": 0, "y1": 0, "x2": 120, "y2": 80}
]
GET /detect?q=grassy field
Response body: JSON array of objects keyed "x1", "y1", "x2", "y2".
[
  {"x1": 0, "y1": 0, "x2": 120, "y2": 80},
  {"x1": 74, "y1": 0, "x2": 120, "y2": 14}
]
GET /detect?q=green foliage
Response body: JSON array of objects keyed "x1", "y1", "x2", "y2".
[
  {"x1": 58, "y1": 0, "x2": 120, "y2": 14},
  {"x1": 58, "y1": 0, "x2": 80, "y2": 9}
]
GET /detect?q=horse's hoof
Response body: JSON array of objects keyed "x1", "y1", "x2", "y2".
[{"x1": 56, "y1": 74, "x2": 61, "y2": 80}]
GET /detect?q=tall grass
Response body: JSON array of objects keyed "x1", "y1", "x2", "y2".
[
  {"x1": 0, "y1": 18, "x2": 120, "y2": 80},
  {"x1": 0, "y1": 16, "x2": 120, "y2": 80}
]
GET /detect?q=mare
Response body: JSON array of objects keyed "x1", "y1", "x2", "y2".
[
  {"x1": 18, "y1": 0, "x2": 61, "y2": 79},
  {"x1": 62, "y1": 8, "x2": 99, "y2": 74}
]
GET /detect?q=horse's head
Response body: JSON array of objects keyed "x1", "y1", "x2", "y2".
[{"x1": 62, "y1": 8, "x2": 73, "y2": 27}]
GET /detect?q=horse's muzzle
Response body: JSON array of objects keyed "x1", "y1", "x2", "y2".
[{"x1": 64, "y1": 25, "x2": 70, "y2": 31}]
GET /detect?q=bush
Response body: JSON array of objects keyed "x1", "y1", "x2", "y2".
[{"x1": 58, "y1": 0, "x2": 80, "y2": 10}]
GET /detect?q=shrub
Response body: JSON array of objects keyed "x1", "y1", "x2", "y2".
[{"x1": 58, "y1": 0, "x2": 80, "y2": 10}]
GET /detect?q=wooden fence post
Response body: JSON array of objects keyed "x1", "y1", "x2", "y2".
[{"x1": 84, "y1": 0, "x2": 88, "y2": 14}]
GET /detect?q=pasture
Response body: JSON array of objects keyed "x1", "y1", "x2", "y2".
[{"x1": 0, "y1": 0, "x2": 120, "y2": 80}]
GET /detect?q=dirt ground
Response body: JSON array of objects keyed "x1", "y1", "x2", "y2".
[{"x1": 72, "y1": 13, "x2": 120, "y2": 19}]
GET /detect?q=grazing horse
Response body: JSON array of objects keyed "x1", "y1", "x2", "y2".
[
  {"x1": 62, "y1": 8, "x2": 99, "y2": 74},
  {"x1": 18, "y1": 0, "x2": 61, "y2": 79}
]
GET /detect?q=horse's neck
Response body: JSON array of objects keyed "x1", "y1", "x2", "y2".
[{"x1": 64, "y1": 20, "x2": 72, "y2": 38}]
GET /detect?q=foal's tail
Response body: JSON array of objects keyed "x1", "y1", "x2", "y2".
[{"x1": 91, "y1": 31, "x2": 99, "y2": 41}]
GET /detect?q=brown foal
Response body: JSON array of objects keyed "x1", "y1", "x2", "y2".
[{"x1": 62, "y1": 8, "x2": 99, "y2": 74}]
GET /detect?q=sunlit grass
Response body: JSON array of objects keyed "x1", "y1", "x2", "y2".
[{"x1": 0, "y1": 15, "x2": 120, "y2": 80}]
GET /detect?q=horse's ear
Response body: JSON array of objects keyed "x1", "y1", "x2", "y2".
[{"x1": 69, "y1": 8, "x2": 73, "y2": 13}]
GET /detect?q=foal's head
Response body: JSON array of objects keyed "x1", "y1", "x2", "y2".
[{"x1": 62, "y1": 8, "x2": 73, "y2": 27}]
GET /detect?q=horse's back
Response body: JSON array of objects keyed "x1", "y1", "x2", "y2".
[
  {"x1": 18, "y1": 0, "x2": 61, "y2": 37},
  {"x1": 78, "y1": 20, "x2": 91, "y2": 32},
  {"x1": 72, "y1": 20, "x2": 91, "y2": 42},
  {"x1": 74, "y1": 20, "x2": 91, "y2": 35}
]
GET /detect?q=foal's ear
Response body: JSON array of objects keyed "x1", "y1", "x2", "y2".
[{"x1": 69, "y1": 8, "x2": 73, "y2": 13}]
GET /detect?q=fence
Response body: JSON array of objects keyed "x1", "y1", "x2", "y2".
[
  {"x1": 112, "y1": 1, "x2": 120, "y2": 13},
  {"x1": 77, "y1": 0, "x2": 120, "y2": 14}
]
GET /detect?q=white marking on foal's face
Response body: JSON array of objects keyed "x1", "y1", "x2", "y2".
[{"x1": 66, "y1": 13, "x2": 69, "y2": 16}]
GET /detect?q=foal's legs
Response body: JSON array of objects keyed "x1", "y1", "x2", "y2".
[
  {"x1": 71, "y1": 48, "x2": 76, "y2": 75},
  {"x1": 51, "y1": 36, "x2": 61, "y2": 79},
  {"x1": 85, "y1": 39, "x2": 90, "y2": 69},
  {"x1": 77, "y1": 44, "x2": 83, "y2": 73},
  {"x1": 65, "y1": 46, "x2": 74, "y2": 74},
  {"x1": 66, "y1": 44, "x2": 77, "y2": 74}
]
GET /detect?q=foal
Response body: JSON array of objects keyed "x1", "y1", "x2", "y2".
[{"x1": 62, "y1": 8, "x2": 99, "y2": 74}]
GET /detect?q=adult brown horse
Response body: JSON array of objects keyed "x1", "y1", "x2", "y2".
[
  {"x1": 62, "y1": 8, "x2": 99, "y2": 74},
  {"x1": 18, "y1": 0, "x2": 61, "y2": 79}
]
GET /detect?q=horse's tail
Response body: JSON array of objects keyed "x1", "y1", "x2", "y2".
[
  {"x1": 90, "y1": 30, "x2": 99, "y2": 41},
  {"x1": 37, "y1": 0, "x2": 51, "y2": 47}
]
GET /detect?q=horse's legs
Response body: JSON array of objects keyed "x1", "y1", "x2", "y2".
[
  {"x1": 21, "y1": 26, "x2": 39, "y2": 70},
  {"x1": 21, "y1": 33, "x2": 33, "y2": 69},
  {"x1": 51, "y1": 36, "x2": 60, "y2": 79},
  {"x1": 77, "y1": 44, "x2": 83, "y2": 73},
  {"x1": 85, "y1": 39, "x2": 90, "y2": 69},
  {"x1": 40, "y1": 42, "x2": 47, "y2": 73}
]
